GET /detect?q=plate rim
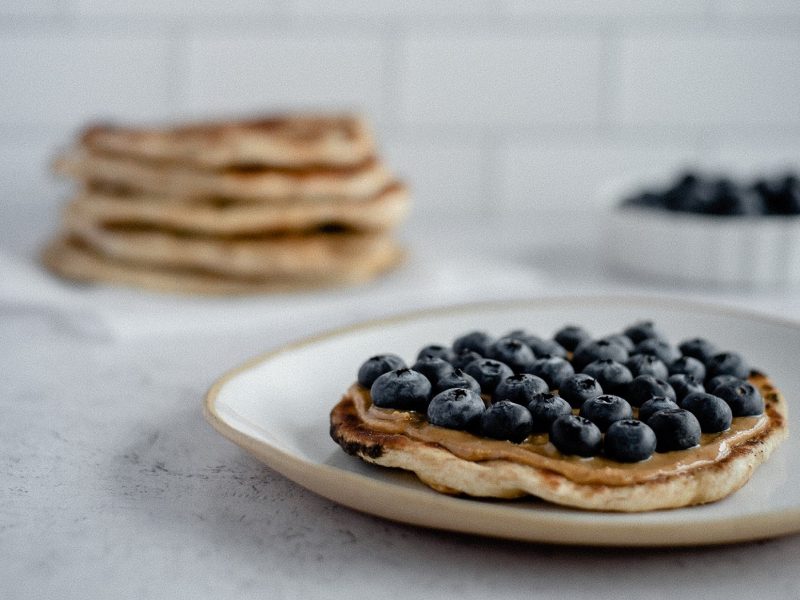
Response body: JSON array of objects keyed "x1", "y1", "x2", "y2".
[{"x1": 204, "y1": 294, "x2": 800, "y2": 546}]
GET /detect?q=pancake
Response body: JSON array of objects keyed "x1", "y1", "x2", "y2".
[
  {"x1": 79, "y1": 114, "x2": 375, "y2": 168},
  {"x1": 63, "y1": 182, "x2": 410, "y2": 235},
  {"x1": 53, "y1": 147, "x2": 393, "y2": 202},
  {"x1": 61, "y1": 209, "x2": 404, "y2": 280},
  {"x1": 42, "y1": 236, "x2": 405, "y2": 295},
  {"x1": 330, "y1": 374, "x2": 787, "y2": 512}
]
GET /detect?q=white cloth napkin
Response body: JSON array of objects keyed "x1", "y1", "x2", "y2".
[{"x1": 0, "y1": 246, "x2": 551, "y2": 341}]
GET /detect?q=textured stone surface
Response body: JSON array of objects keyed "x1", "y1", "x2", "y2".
[{"x1": 1, "y1": 300, "x2": 800, "y2": 600}]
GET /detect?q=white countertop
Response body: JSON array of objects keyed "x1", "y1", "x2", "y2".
[{"x1": 2, "y1": 204, "x2": 800, "y2": 599}]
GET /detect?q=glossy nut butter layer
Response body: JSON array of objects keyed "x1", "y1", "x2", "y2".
[{"x1": 346, "y1": 373, "x2": 783, "y2": 487}]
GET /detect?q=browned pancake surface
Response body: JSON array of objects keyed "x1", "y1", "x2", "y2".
[{"x1": 330, "y1": 374, "x2": 787, "y2": 511}]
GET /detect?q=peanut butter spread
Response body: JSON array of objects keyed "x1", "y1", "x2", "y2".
[{"x1": 348, "y1": 374, "x2": 780, "y2": 487}]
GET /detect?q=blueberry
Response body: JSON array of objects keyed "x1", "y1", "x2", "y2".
[
  {"x1": 487, "y1": 337, "x2": 536, "y2": 373},
  {"x1": 680, "y1": 392, "x2": 733, "y2": 433},
  {"x1": 581, "y1": 359, "x2": 633, "y2": 396},
  {"x1": 553, "y1": 325, "x2": 591, "y2": 352},
  {"x1": 549, "y1": 415, "x2": 602, "y2": 457},
  {"x1": 623, "y1": 191, "x2": 665, "y2": 210},
  {"x1": 623, "y1": 320, "x2": 667, "y2": 345},
  {"x1": 758, "y1": 175, "x2": 800, "y2": 215},
  {"x1": 705, "y1": 352, "x2": 750, "y2": 381},
  {"x1": 481, "y1": 400, "x2": 533, "y2": 443},
  {"x1": 626, "y1": 353, "x2": 669, "y2": 379},
  {"x1": 604, "y1": 420, "x2": 657, "y2": 463},
  {"x1": 599, "y1": 333, "x2": 635, "y2": 352},
  {"x1": 527, "y1": 392, "x2": 572, "y2": 433},
  {"x1": 464, "y1": 358, "x2": 514, "y2": 394},
  {"x1": 452, "y1": 330, "x2": 494, "y2": 356},
  {"x1": 626, "y1": 374, "x2": 677, "y2": 407},
  {"x1": 526, "y1": 356, "x2": 575, "y2": 389},
  {"x1": 707, "y1": 374, "x2": 744, "y2": 394},
  {"x1": 357, "y1": 354, "x2": 407, "y2": 388},
  {"x1": 491, "y1": 373, "x2": 549, "y2": 406},
  {"x1": 668, "y1": 356, "x2": 707, "y2": 382},
  {"x1": 633, "y1": 338, "x2": 680, "y2": 364},
  {"x1": 765, "y1": 174, "x2": 800, "y2": 215},
  {"x1": 559, "y1": 373, "x2": 604, "y2": 409},
  {"x1": 451, "y1": 349, "x2": 483, "y2": 371},
  {"x1": 370, "y1": 368, "x2": 431, "y2": 412},
  {"x1": 664, "y1": 175, "x2": 716, "y2": 213},
  {"x1": 411, "y1": 356, "x2": 454, "y2": 387},
  {"x1": 667, "y1": 373, "x2": 705, "y2": 402},
  {"x1": 638, "y1": 396, "x2": 680, "y2": 424},
  {"x1": 706, "y1": 178, "x2": 761, "y2": 216},
  {"x1": 416, "y1": 344, "x2": 455, "y2": 363},
  {"x1": 678, "y1": 337, "x2": 718, "y2": 364},
  {"x1": 713, "y1": 381, "x2": 764, "y2": 417},
  {"x1": 572, "y1": 339, "x2": 629, "y2": 371},
  {"x1": 647, "y1": 409, "x2": 702, "y2": 452},
  {"x1": 427, "y1": 388, "x2": 485, "y2": 431},
  {"x1": 579, "y1": 394, "x2": 633, "y2": 432},
  {"x1": 520, "y1": 335, "x2": 568, "y2": 359},
  {"x1": 434, "y1": 368, "x2": 482, "y2": 395},
  {"x1": 754, "y1": 177, "x2": 782, "y2": 214}
]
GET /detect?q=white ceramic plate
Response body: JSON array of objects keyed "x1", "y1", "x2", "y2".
[{"x1": 204, "y1": 296, "x2": 800, "y2": 546}]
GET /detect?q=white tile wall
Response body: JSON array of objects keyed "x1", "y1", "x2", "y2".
[
  {"x1": 721, "y1": 1, "x2": 800, "y2": 17},
  {"x1": 498, "y1": 138, "x2": 703, "y2": 212},
  {"x1": 504, "y1": 0, "x2": 707, "y2": 18},
  {"x1": 400, "y1": 34, "x2": 602, "y2": 127},
  {"x1": 381, "y1": 135, "x2": 486, "y2": 216},
  {"x1": 0, "y1": 33, "x2": 171, "y2": 127},
  {"x1": 0, "y1": 2, "x2": 64, "y2": 18},
  {"x1": 1, "y1": 1, "x2": 798, "y2": 224},
  {"x1": 617, "y1": 33, "x2": 800, "y2": 128},
  {"x1": 0, "y1": 129, "x2": 70, "y2": 203},
  {"x1": 73, "y1": 0, "x2": 280, "y2": 19},
  {"x1": 291, "y1": 0, "x2": 496, "y2": 17},
  {"x1": 184, "y1": 33, "x2": 387, "y2": 121}
]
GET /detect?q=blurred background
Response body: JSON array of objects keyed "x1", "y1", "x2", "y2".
[{"x1": 2, "y1": 0, "x2": 800, "y2": 267}]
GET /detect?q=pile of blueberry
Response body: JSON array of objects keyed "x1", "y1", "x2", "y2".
[
  {"x1": 357, "y1": 321, "x2": 764, "y2": 463},
  {"x1": 623, "y1": 171, "x2": 800, "y2": 216}
]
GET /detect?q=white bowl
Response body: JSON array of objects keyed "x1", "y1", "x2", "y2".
[{"x1": 603, "y1": 181, "x2": 800, "y2": 288}]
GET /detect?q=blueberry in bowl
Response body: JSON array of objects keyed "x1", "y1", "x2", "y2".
[{"x1": 606, "y1": 170, "x2": 800, "y2": 286}]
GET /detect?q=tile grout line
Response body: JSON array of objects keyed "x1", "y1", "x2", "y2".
[{"x1": 595, "y1": 24, "x2": 619, "y2": 139}]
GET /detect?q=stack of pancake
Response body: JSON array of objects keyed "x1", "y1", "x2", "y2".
[{"x1": 42, "y1": 114, "x2": 409, "y2": 294}]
